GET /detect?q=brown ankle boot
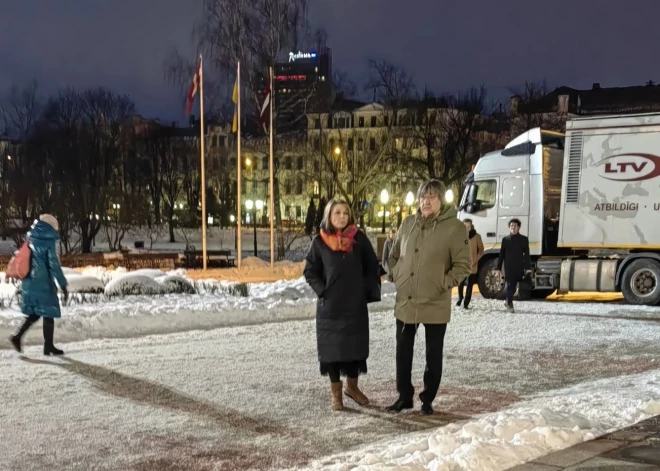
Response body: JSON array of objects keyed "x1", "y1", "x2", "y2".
[
  {"x1": 330, "y1": 381, "x2": 344, "y2": 410},
  {"x1": 345, "y1": 377, "x2": 369, "y2": 406}
]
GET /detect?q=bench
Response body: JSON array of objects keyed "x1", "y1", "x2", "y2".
[
  {"x1": 123, "y1": 253, "x2": 181, "y2": 270},
  {"x1": 184, "y1": 246, "x2": 235, "y2": 268}
]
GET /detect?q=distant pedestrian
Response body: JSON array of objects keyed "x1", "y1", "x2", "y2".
[
  {"x1": 304, "y1": 199, "x2": 380, "y2": 411},
  {"x1": 456, "y1": 219, "x2": 484, "y2": 309},
  {"x1": 495, "y1": 218, "x2": 531, "y2": 312},
  {"x1": 387, "y1": 179, "x2": 471, "y2": 415},
  {"x1": 381, "y1": 228, "x2": 396, "y2": 275},
  {"x1": 9, "y1": 214, "x2": 69, "y2": 355}
]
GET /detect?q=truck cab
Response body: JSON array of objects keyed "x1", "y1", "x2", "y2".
[{"x1": 457, "y1": 128, "x2": 566, "y2": 299}]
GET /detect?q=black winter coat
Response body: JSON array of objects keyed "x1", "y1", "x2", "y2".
[
  {"x1": 303, "y1": 230, "x2": 380, "y2": 364},
  {"x1": 497, "y1": 233, "x2": 531, "y2": 282}
]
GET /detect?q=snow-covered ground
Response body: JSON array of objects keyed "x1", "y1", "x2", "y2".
[{"x1": 1, "y1": 278, "x2": 659, "y2": 470}]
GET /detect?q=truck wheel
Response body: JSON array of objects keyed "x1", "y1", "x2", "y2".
[
  {"x1": 530, "y1": 289, "x2": 556, "y2": 299},
  {"x1": 621, "y1": 259, "x2": 660, "y2": 305},
  {"x1": 478, "y1": 258, "x2": 505, "y2": 299}
]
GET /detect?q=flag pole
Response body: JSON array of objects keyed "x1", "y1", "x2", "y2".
[
  {"x1": 236, "y1": 61, "x2": 242, "y2": 269},
  {"x1": 199, "y1": 54, "x2": 208, "y2": 271},
  {"x1": 269, "y1": 66, "x2": 275, "y2": 268}
]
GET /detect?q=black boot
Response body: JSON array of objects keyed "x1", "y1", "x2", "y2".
[
  {"x1": 387, "y1": 397, "x2": 414, "y2": 412},
  {"x1": 42, "y1": 318, "x2": 63, "y2": 356},
  {"x1": 9, "y1": 315, "x2": 39, "y2": 353}
]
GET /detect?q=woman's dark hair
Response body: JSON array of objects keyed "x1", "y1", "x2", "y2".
[
  {"x1": 320, "y1": 199, "x2": 355, "y2": 233},
  {"x1": 509, "y1": 218, "x2": 522, "y2": 228}
]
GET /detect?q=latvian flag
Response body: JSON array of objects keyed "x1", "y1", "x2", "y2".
[
  {"x1": 185, "y1": 57, "x2": 201, "y2": 115},
  {"x1": 258, "y1": 81, "x2": 271, "y2": 133}
]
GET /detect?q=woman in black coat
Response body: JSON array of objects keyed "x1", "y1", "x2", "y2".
[{"x1": 304, "y1": 199, "x2": 380, "y2": 411}]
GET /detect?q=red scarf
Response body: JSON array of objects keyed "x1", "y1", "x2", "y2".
[{"x1": 320, "y1": 225, "x2": 358, "y2": 252}]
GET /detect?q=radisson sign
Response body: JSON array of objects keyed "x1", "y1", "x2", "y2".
[{"x1": 288, "y1": 51, "x2": 317, "y2": 62}]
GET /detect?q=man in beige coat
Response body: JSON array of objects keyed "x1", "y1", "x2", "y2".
[{"x1": 387, "y1": 179, "x2": 472, "y2": 415}]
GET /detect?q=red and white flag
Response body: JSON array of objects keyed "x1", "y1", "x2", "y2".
[
  {"x1": 185, "y1": 57, "x2": 202, "y2": 115},
  {"x1": 258, "y1": 81, "x2": 271, "y2": 133}
]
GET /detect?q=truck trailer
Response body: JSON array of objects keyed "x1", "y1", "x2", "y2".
[{"x1": 457, "y1": 112, "x2": 660, "y2": 305}]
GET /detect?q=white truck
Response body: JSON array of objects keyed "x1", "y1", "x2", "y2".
[{"x1": 458, "y1": 112, "x2": 660, "y2": 305}]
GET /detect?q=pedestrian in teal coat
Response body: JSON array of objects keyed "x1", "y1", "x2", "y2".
[{"x1": 10, "y1": 214, "x2": 69, "y2": 355}]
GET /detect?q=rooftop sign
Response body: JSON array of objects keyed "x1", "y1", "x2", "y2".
[{"x1": 288, "y1": 51, "x2": 317, "y2": 62}]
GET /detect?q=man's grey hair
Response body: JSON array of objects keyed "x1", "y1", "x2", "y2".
[{"x1": 416, "y1": 179, "x2": 446, "y2": 202}]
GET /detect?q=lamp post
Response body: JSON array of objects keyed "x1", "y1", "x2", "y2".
[
  {"x1": 246, "y1": 199, "x2": 258, "y2": 257},
  {"x1": 405, "y1": 191, "x2": 415, "y2": 216},
  {"x1": 380, "y1": 189, "x2": 389, "y2": 234},
  {"x1": 230, "y1": 215, "x2": 237, "y2": 250}
]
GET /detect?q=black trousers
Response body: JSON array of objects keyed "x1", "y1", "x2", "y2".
[
  {"x1": 505, "y1": 280, "x2": 519, "y2": 305},
  {"x1": 395, "y1": 320, "x2": 447, "y2": 404},
  {"x1": 458, "y1": 274, "x2": 477, "y2": 306}
]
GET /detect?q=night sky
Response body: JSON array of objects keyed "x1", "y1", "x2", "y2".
[{"x1": 2, "y1": 0, "x2": 659, "y2": 121}]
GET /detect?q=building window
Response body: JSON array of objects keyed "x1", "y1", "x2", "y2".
[
  {"x1": 297, "y1": 156, "x2": 303, "y2": 169},
  {"x1": 384, "y1": 116, "x2": 389, "y2": 127},
  {"x1": 358, "y1": 138, "x2": 364, "y2": 151},
  {"x1": 285, "y1": 156, "x2": 292, "y2": 170},
  {"x1": 358, "y1": 117, "x2": 365, "y2": 128},
  {"x1": 370, "y1": 116, "x2": 377, "y2": 127},
  {"x1": 369, "y1": 137, "x2": 376, "y2": 151},
  {"x1": 296, "y1": 206, "x2": 303, "y2": 219},
  {"x1": 285, "y1": 180, "x2": 292, "y2": 195},
  {"x1": 315, "y1": 119, "x2": 321, "y2": 129},
  {"x1": 348, "y1": 138, "x2": 354, "y2": 151},
  {"x1": 296, "y1": 178, "x2": 303, "y2": 195},
  {"x1": 313, "y1": 138, "x2": 320, "y2": 151},
  {"x1": 337, "y1": 117, "x2": 346, "y2": 128},
  {"x1": 313, "y1": 160, "x2": 320, "y2": 172},
  {"x1": 262, "y1": 156, "x2": 268, "y2": 169},
  {"x1": 219, "y1": 136, "x2": 226, "y2": 147}
]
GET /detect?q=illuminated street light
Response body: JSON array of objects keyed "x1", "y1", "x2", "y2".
[
  {"x1": 445, "y1": 189, "x2": 454, "y2": 204},
  {"x1": 245, "y1": 199, "x2": 254, "y2": 210},
  {"x1": 405, "y1": 191, "x2": 414, "y2": 207},
  {"x1": 380, "y1": 189, "x2": 389, "y2": 234},
  {"x1": 334, "y1": 146, "x2": 341, "y2": 156}
]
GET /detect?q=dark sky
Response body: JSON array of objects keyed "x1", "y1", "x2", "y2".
[{"x1": 2, "y1": 0, "x2": 660, "y2": 121}]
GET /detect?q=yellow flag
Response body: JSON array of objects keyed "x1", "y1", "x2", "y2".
[{"x1": 232, "y1": 79, "x2": 239, "y2": 133}]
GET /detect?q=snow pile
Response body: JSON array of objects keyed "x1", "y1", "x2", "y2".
[
  {"x1": 301, "y1": 371, "x2": 660, "y2": 471},
  {"x1": 66, "y1": 274, "x2": 105, "y2": 293}
]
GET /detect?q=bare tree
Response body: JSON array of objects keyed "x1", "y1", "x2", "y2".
[
  {"x1": 397, "y1": 86, "x2": 493, "y2": 193},
  {"x1": 508, "y1": 81, "x2": 566, "y2": 137},
  {"x1": 0, "y1": 80, "x2": 41, "y2": 140}
]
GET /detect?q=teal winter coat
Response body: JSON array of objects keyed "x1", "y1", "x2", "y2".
[{"x1": 20, "y1": 221, "x2": 68, "y2": 319}]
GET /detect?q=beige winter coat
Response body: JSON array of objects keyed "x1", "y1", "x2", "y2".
[
  {"x1": 469, "y1": 232, "x2": 484, "y2": 275},
  {"x1": 388, "y1": 206, "x2": 472, "y2": 325}
]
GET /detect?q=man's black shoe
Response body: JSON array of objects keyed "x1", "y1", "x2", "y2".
[
  {"x1": 421, "y1": 403, "x2": 434, "y2": 415},
  {"x1": 387, "y1": 398, "x2": 414, "y2": 412}
]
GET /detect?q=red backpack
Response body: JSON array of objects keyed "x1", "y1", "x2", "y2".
[{"x1": 6, "y1": 240, "x2": 31, "y2": 280}]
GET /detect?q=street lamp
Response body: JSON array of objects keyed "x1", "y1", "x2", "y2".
[
  {"x1": 380, "y1": 189, "x2": 389, "y2": 234},
  {"x1": 334, "y1": 146, "x2": 341, "y2": 156},
  {"x1": 405, "y1": 191, "x2": 415, "y2": 216},
  {"x1": 245, "y1": 199, "x2": 259, "y2": 257},
  {"x1": 445, "y1": 189, "x2": 454, "y2": 204},
  {"x1": 230, "y1": 215, "x2": 237, "y2": 249}
]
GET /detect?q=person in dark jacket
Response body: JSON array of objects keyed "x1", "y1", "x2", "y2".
[
  {"x1": 381, "y1": 228, "x2": 396, "y2": 274},
  {"x1": 495, "y1": 218, "x2": 531, "y2": 312},
  {"x1": 304, "y1": 199, "x2": 380, "y2": 411},
  {"x1": 9, "y1": 215, "x2": 69, "y2": 355}
]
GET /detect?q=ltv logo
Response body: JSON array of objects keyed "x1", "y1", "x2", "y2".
[{"x1": 597, "y1": 153, "x2": 660, "y2": 182}]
